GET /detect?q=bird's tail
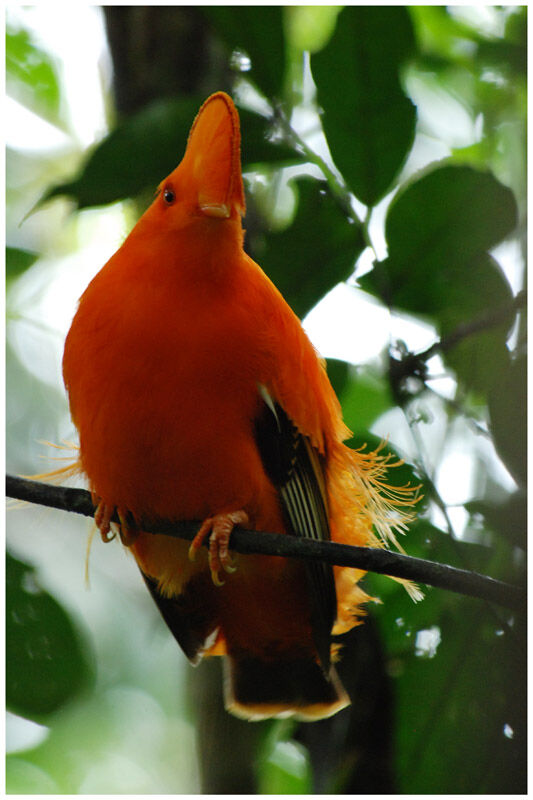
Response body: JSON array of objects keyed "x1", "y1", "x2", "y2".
[{"x1": 224, "y1": 655, "x2": 350, "y2": 721}]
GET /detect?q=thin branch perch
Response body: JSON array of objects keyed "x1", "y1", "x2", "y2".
[
  {"x1": 389, "y1": 290, "x2": 527, "y2": 397},
  {"x1": 6, "y1": 474, "x2": 525, "y2": 611},
  {"x1": 418, "y1": 289, "x2": 527, "y2": 363}
]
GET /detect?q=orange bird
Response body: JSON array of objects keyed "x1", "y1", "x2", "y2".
[{"x1": 63, "y1": 92, "x2": 418, "y2": 720}]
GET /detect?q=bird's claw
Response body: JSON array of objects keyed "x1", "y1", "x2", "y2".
[
  {"x1": 188, "y1": 510, "x2": 248, "y2": 586},
  {"x1": 94, "y1": 501, "x2": 115, "y2": 542},
  {"x1": 94, "y1": 500, "x2": 138, "y2": 545}
]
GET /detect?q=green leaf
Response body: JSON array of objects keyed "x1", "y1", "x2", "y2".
[
  {"x1": 6, "y1": 247, "x2": 39, "y2": 282},
  {"x1": 488, "y1": 354, "x2": 526, "y2": 487},
  {"x1": 203, "y1": 7, "x2": 286, "y2": 100},
  {"x1": 409, "y1": 6, "x2": 484, "y2": 60},
  {"x1": 311, "y1": 6, "x2": 417, "y2": 206},
  {"x1": 477, "y1": 39, "x2": 527, "y2": 77},
  {"x1": 438, "y1": 253, "x2": 514, "y2": 394},
  {"x1": 366, "y1": 164, "x2": 518, "y2": 311},
  {"x1": 6, "y1": 25, "x2": 61, "y2": 123},
  {"x1": 253, "y1": 177, "x2": 365, "y2": 318},
  {"x1": 7, "y1": 552, "x2": 92, "y2": 720},
  {"x1": 285, "y1": 6, "x2": 341, "y2": 54},
  {"x1": 467, "y1": 492, "x2": 526, "y2": 551},
  {"x1": 445, "y1": 329, "x2": 511, "y2": 397}
]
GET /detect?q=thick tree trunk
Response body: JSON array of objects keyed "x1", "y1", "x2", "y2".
[{"x1": 102, "y1": 6, "x2": 227, "y2": 116}]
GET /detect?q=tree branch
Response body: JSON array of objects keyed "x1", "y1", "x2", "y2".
[
  {"x1": 7, "y1": 475, "x2": 525, "y2": 611},
  {"x1": 388, "y1": 290, "x2": 526, "y2": 404},
  {"x1": 417, "y1": 289, "x2": 527, "y2": 363}
]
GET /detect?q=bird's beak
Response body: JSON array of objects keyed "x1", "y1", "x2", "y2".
[{"x1": 199, "y1": 203, "x2": 231, "y2": 219}]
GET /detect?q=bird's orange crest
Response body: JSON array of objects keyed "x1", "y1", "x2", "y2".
[{"x1": 178, "y1": 92, "x2": 245, "y2": 219}]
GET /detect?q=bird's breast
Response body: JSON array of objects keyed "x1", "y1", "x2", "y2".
[{"x1": 65, "y1": 278, "x2": 275, "y2": 521}]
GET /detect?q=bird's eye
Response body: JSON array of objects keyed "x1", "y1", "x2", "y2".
[{"x1": 163, "y1": 187, "x2": 176, "y2": 205}]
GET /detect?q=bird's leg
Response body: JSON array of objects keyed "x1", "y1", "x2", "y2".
[
  {"x1": 117, "y1": 508, "x2": 139, "y2": 546},
  {"x1": 188, "y1": 510, "x2": 249, "y2": 586},
  {"x1": 93, "y1": 499, "x2": 139, "y2": 546}
]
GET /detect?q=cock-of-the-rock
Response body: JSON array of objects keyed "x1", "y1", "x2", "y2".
[{"x1": 61, "y1": 91, "x2": 420, "y2": 721}]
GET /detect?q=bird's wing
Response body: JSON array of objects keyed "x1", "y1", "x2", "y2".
[
  {"x1": 254, "y1": 384, "x2": 337, "y2": 672},
  {"x1": 140, "y1": 570, "x2": 220, "y2": 665}
]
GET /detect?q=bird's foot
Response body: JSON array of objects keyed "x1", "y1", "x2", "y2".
[
  {"x1": 93, "y1": 499, "x2": 139, "y2": 546},
  {"x1": 188, "y1": 510, "x2": 248, "y2": 586}
]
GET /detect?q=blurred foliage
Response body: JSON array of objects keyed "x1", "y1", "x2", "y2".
[
  {"x1": 202, "y1": 6, "x2": 287, "y2": 100},
  {"x1": 488, "y1": 353, "x2": 527, "y2": 486},
  {"x1": 7, "y1": 552, "x2": 93, "y2": 719},
  {"x1": 364, "y1": 165, "x2": 517, "y2": 313},
  {"x1": 6, "y1": 25, "x2": 62, "y2": 125},
  {"x1": 6, "y1": 5, "x2": 526, "y2": 795},
  {"x1": 251, "y1": 177, "x2": 365, "y2": 318},
  {"x1": 6, "y1": 246, "x2": 39, "y2": 284}
]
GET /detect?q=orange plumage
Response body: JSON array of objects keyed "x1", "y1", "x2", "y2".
[{"x1": 63, "y1": 92, "x2": 418, "y2": 720}]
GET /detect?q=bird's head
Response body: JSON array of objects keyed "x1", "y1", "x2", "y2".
[{"x1": 147, "y1": 92, "x2": 246, "y2": 236}]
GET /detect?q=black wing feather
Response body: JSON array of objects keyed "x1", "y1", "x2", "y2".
[{"x1": 254, "y1": 388, "x2": 337, "y2": 672}]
